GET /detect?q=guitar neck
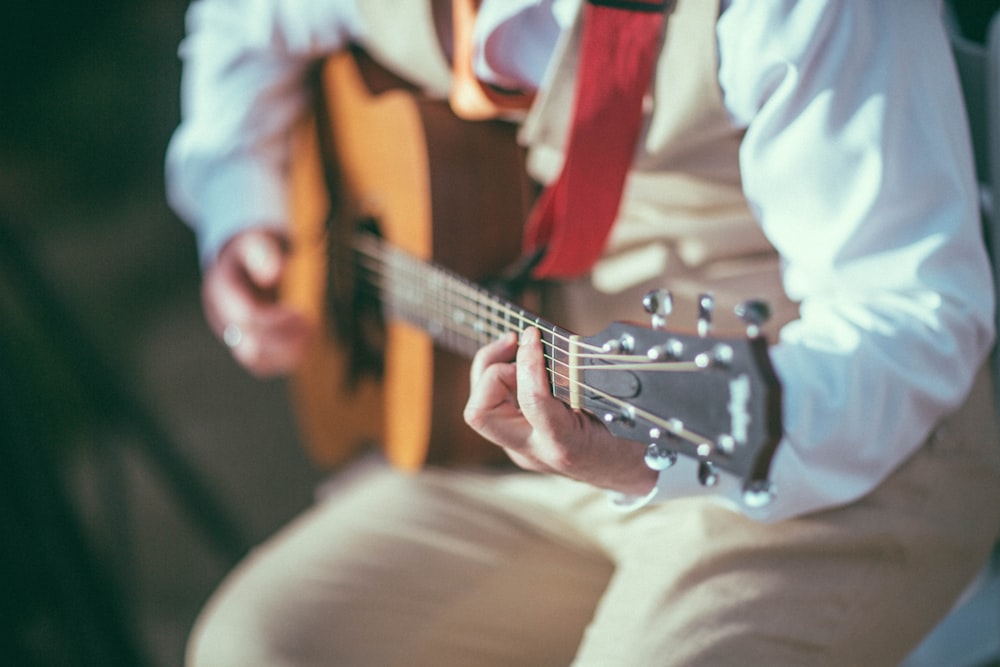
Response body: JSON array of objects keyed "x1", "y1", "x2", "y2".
[
  {"x1": 354, "y1": 230, "x2": 783, "y2": 495},
  {"x1": 355, "y1": 232, "x2": 576, "y2": 403}
]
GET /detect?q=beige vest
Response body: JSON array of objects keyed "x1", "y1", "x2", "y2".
[
  {"x1": 355, "y1": 1, "x2": 453, "y2": 98},
  {"x1": 357, "y1": 0, "x2": 795, "y2": 332}
]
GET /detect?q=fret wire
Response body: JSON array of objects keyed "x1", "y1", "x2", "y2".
[
  {"x1": 356, "y1": 242, "x2": 589, "y2": 352},
  {"x1": 357, "y1": 235, "x2": 712, "y2": 447},
  {"x1": 356, "y1": 274, "x2": 556, "y2": 354},
  {"x1": 360, "y1": 249, "x2": 515, "y2": 328},
  {"x1": 358, "y1": 272, "x2": 579, "y2": 368},
  {"x1": 357, "y1": 241, "x2": 659, "y2": 385},
  {"x1": 352, "y1": 236, "x2": 715, "y2": 449},
  {"x1": 365, "y1": 278, "x2": 584, "y2": 356}
]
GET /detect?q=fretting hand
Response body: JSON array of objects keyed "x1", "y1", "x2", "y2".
[{"x1": 464, "y1": 327, "x2": 657, "y2": 496}]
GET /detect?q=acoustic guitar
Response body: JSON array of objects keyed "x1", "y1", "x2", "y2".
[
  {"x1": 284, "y1": 49, "x2": 783, "y2": 497},
  {"x1": 284, "y1": 48, "x2": 532, "y2": 471}
]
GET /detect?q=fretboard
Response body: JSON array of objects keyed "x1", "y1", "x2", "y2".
[
  {"x1": 354, "y1": 233, "x2": 577, "y2": 403},
  {"x1": 351, "y1": 232, "x2": 784, "y2": 496}
]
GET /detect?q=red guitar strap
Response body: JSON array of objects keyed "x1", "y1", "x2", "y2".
[{"x1": 523, "y1": 0, "x2": 674, "y2": 279}]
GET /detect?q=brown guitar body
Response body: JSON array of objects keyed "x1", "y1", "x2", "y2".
[{"x1": 284, "y1": 50, "x2": 533, "y2": 470}]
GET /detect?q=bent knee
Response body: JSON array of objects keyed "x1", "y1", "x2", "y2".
[{"x1": 185, "y1": 570, "x2": 327, "y2": 667}]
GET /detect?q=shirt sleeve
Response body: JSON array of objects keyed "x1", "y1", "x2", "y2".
[
  {"x1": 633, "y1": 0, "x2": 993, "y2": 521},
  {"x1": 164, "y1": 0, "x2": 367, "y2": 266}
]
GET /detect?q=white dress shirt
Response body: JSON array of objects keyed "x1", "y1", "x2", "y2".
[{"x1": 165, "y1": 0, "x2": 994, "y2": 521}]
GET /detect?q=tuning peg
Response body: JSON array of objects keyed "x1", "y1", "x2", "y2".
[
  {"x1": 645, "y1": 443, "x2": 678, "y2": 471},
  {"x1": 735, "y1": 299, "x2": 771, "y2": 338},
  {"x1": 603, "y1": 408, "x2": 636, "y2": 429},
  {"x1": 697, "y1": 461, "x2": 719, "y2": 487},
  {"x1": 697, "y1": 293, "x2": 714, "y2": 337},
  {"x1": 742, "y1": 480, "x2": 775, "y2": 508},
  {"x1": 645, "y1": 428, "x2": 679, "y2": 470},
  {"x1": 602, "y1": 333, "x2": 635, "y2": 354},
  {"x1": 647, "y1": 338, "x2": 684, "y2": 361},
  {"x1": 694, "y1": 343, "x2": 734, "y2": 369},
  {"x1": 642, "y1": 288, "x2": 673, "y2": 330}
]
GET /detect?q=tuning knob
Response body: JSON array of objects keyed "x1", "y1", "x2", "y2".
[
  {"x1": 603, "y1": 408, "x2": 636, "y2": 429},
  {"x1": 735, "y1": 299, "x2": 771, "y2": 337},
  {"x1": 698, "y1": 461, "x2": 719, "y2": 487},
  {"x1": 647, "y1": 338, "x2": 684, "y2": 361},
  {"x1": 645, "y1": 427, "x2": 679, "y2": 471},
  {"x1": 742, "y1": 480, "x2": 776, "y2": 508},
  {"x1": 697, "y1": 293, "x2": 714, "y2": 337},
  {"x1": 645, "y1": 442, "x2": 678, "y2": 471},
  {"x1": 602, "y1": 333, "x2": 635, "y2": 354},
  {"x1": 642, "y1": 288, "x2": 673, "y2": 330},
  {"x1": 694, "y1": 343, "x2": 734, "y2": 369}
]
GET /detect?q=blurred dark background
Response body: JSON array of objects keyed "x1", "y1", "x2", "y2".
[
  {"x1": 0, "y1": 1, "x2": 997, "y2": 666},
  {"x1": 0, "y1": 1, "x2": 323, "y2": 665}
]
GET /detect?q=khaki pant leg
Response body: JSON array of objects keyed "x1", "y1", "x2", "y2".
[
  {"x1": 554, "y1": 367, "x2": 1000, "y2": 666},
  {"x1": 185, "y1": 463, "x2": 612, "y2": 667},
  {"x1": 187, "y1": 368, "x2": 1000, "y2": 667}
]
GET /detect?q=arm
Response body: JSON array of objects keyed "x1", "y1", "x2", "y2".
[
  {"x1": 165, "y1": 0, "x2": 366, "y2": 374},
  {"x1": 465, "y1": 0, "x2": 993, "y2": 519},
  {"x1": 715, "y1": 0, "x2": 992, "y2": 520}
]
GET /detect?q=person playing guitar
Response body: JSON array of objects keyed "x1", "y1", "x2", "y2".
[{"x1": 167, "y1": 1, "x2": 1000, "y2": 664}]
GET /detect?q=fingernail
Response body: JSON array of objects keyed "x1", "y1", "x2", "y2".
[{"x1": 246, "y1": 242, "x2": 272, "y2": 273}]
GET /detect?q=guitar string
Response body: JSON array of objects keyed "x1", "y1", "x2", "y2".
[
  {"x1": 354, "y1": 238, "x2": 584, "y2": 354},
  {"x1": 355, "y1": 242, "x2": 711, "y2": 378},
  {"x1": 357, "y1": 262, "x2": 718, "y2": 447},
  {"x1": 355, "y1": 241, "x2": 707, "y2": 378},
  {"x1": 357, "y1": 242, "x2": 721, "y2": 449},
  {"x1": 359, "y1": 263, "x2": 567, "y2": 364},
  {"x1": 355, "y1": 243, "x2": 600, "y2": 391},
  {"x1": 355, "y1": 259, "x2": 588, "y2": 390},
  {"x1": 354, "y1": 239, "x2": 679, "y2": 360},
  {"x1": 355, "y1": 248, "x2": 702, "y2": 378},
  {"x1": 346, "y1": 236, "x2": 716, "y2": 449}
]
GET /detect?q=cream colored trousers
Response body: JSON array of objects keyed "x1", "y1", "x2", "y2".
[{"x1": 187, "y1": 367, "x2": 1000, "y2": 667}]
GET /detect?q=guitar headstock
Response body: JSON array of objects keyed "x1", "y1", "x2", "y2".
[{"x1": 559, "y1": 293, "x2": 782, "y2": 504}]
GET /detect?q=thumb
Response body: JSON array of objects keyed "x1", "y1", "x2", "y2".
[{"x1": 240, "y1": 231, "x2": 287, "y2": 290}]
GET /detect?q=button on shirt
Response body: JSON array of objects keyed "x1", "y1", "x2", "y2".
[{"x1": 165, "y1": 0, "x2": 993, "y2": 521}]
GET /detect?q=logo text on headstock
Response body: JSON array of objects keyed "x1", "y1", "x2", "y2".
[{"x1": 728, "y1": 374, "x2": 751, "y2": 445}]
